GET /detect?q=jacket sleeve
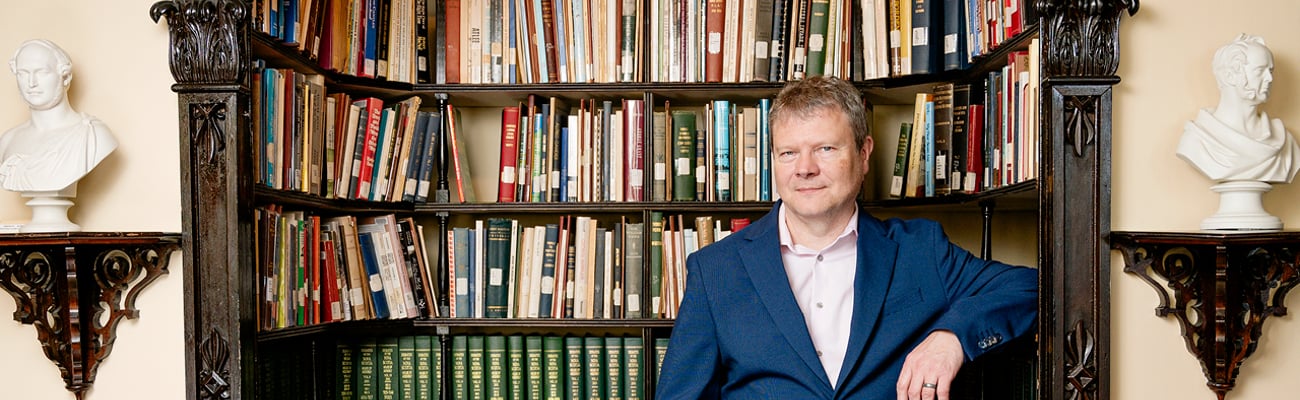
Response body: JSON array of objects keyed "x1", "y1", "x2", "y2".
[
  {"x1": 925, "y1": 223, "x2": 1038, "y2": 360},
  {"x1": 655, "y1": 253, "x2": 723, "y2": 400}
]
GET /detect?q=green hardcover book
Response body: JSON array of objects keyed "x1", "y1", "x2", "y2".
[
  {"x1": 338, "y1": 340, "x2": 357, "y2": 400},
  {"x1": 357, "y1": 337, "x2": 380, "y2": 400},
  {"x1": 564, "y1": 336, "x2": 584, "y2": 400},
  {"x1": 430, "y1": 335, "x2": 443, "y2": 400},
  {"x1": 451, "y1": 335, "x2": 469, "y2": 399},
  {"x1": 378, "y1": 336, "x2": 400, "y2": 400},
  {"x1": 487, "y1": 335, "x2": 508, "y2": 400},
  {"x1": 583, "y1": 336, "x2": 605, "y2": 399},
  {"x1": 653, "y1": 338, "x2": 670, "y2": 387},
  {"x1": 670, "y1": 111, "x2": 697, "y2": 201},
  {"x1": 648, "y1": 212, "x2": 664, "y2": 318},
  {"x1": 603, "y1": 336, "x2": 624, "y2": 400},
  {"x1": 651, "y1": 110, "x2": 667, "y2": 201},
  {"x1": 468, "y1": 335, "x2": 487, "y2": 400},
  {"x1": 485, "y1": 218, "x2": 513, "y2": 318},
  {"x1": 624, "y1": 337, "x2": 645, "y2": 400},
  {"x1": 414, "y1": 335, "x2": 433, "y2": 400},
  {"x1": 889, "y1": 122, "x2": 914, "y2": 198},
  {"x1": 507, "y1": 335, "x2": 526, "y2": 400},
  {"x1": 804, "y1": 0, "x2": 831, "y2": 77},
  {"x1": 542, "y1": 336, "x2": 564, "y2": 400},
  {"x1": 526, "y1": 336, "x2": 545, "y2": 400},
  {"x1": 398, "y1": 336, "x2": 416, "y2": 400}
]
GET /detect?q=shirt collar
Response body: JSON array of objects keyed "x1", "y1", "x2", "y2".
[{"x1": 778, "y1": 203, "x2": 859, "y2": 253}]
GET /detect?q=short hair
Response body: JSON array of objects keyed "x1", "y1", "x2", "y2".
[
  {"x1": 769, "y1": 75, "x2": 870, "y2": 150},
  {"x1": 1211, "y1": 34, "x2": 1269, "y2": 91},
  {"x1": 9, "y1": 39, "x2": 73, "y2": 79}
]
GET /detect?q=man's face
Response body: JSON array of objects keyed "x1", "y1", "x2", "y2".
[
  {"x1": 771, "y1": 107, "x2": 871, "y2": 225},
  {"x1": 1241, "y1": 44, "x2": 1274, "y2": 104},
  {"x1": 12, "y1": 45, "x2": 67, "y2": 111}
]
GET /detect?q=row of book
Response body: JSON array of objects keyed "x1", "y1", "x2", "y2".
[
  {"x1": 269, "y1": 334, "x2": 668, "y2": 400},
  {"x1": 888, "y1": 39, "x2": 1038, "y2": 198},
  {"x1": 255, "y1": 209, "x2": 440, "y2": 331},
  {"x1": 253, "y1": 67, "x2": 444, "y2": 202},
  {"x1": 447, "y1": 214, "x2": 749, "y2": 320},
  {"x1": 486, "y1": 96, "x2": 781, "y2": 204},
  {"x1": 250, "y1": 0, "x2": 1034, "y2": 85}
]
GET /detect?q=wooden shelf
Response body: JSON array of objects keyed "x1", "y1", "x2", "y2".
[{"x1": 257, "y1": 318, "x2": 675, "y2": 342}]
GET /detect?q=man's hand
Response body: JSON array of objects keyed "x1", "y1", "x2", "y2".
[{"x1": 896, "y1": 330, "x2": 964, "y2": 400}]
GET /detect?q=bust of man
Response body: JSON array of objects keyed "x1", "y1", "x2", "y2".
[
  {"x1": 1176, "y1": 34, "x2": 1300, "y2": 183},
  {"x1": 0, "y1": 39, "x2": 117, "y2": 192}
]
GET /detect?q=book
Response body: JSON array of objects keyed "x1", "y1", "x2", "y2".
[
  {"x1": 447, "y1": 105, "x2": 478, "y2": 202},
  {"x1": 584, "y1": 336, "x2": 606, "y2": 399},
  {"x1": 649, "y1": 212, "x2": 664, "y2": 317},
  {"x1": 564, "y1": 336, "x2": 584, "y2": 400},
  {"x1": 603, "y1": 336, "x2": 623, "y2": 399},
  {"x1": 525, "y1": 336, "x2": 545, "y2": 399},
  {"x1": 889, "y1": 122, "x2": 914, "y2": 198},
  {"x1": 484, "y1": 218, "x2": 513, "y2": 318},
  {"x1": 542, "y1": 336, "x2": 564, "y2": 400},
  {"x1": 357, "y1": 337, "x2": 380, "y2": 399},
  {"x1": 398, "y1": 335, "x2": 417, "y2": 399},
  {"x1": 486, "y1": 335, "x2": 508, "y2": 400},
  {"x1": 414, "y1": 335, "x2": 436, "y2": 399},
  {"x1": 911, "y1": 0, "x2": 942, "y2": 75},
  {"x1": 507, "y1": 335, "x2": 526, "y2": 400},
  {"x1": 624, "y1": 336, "x2": 645, "y2": 399},
  {"x1": 711, "y1": 100, "x2": 731, "y2": 202},
  {"x1": 670, "y1": 111, "x2": 697, "y2": 201},
  {"x1": 337, "y1": 340, "x2": 358, "y2": 399},
  {"x1": 932, "y1": 83, "x2": 955, "y2": 195},
  {"x1": 451, "y1": 335, "x2": 469, "y2": 399},
  {"x1": 356, "y1": 231, "x2": 391, "y2": 319},
  {"x1": 377, "y1": 336, "x2": 400, "y2": 399},
  {"x1": 623, "y1": 222, "x2": 644, "y2": 318},
  {"x1": 498, "y1": 106, "x2": 522, "y2": 202},
  {"x1": 468, "y1": 335, "x2": 487, "y2": 400}
]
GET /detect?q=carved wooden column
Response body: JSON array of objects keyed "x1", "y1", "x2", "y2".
[
  {"x1": 1034, "y1": 1, "x2": 1138, "y2": 400},
  {"x1": 149, "y1": 1, "x2": 252, "y2": 399}
]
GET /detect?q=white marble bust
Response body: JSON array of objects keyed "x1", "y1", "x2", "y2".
[
  {"x1": 0, "y1": 39, "x2": 117, "y2": 193},
  {"x1": 1176, "y1": 34, "x2": 1300, "y2": 183}
]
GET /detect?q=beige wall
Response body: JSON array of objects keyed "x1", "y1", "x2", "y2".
[
  {"x1": 0, "y1": 1, "x2": 183, "y2": 400},
  {"x1": 1114, "y1": 0, "x2": 1300, "y2": 399}
]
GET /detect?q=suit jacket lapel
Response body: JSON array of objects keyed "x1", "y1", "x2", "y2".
[
  {"x1": 834, "y1": 214, "x2": 899, "y2": 394},
  {"x1": 738, "y1": 203, "x2": 831, "y2": 388}
]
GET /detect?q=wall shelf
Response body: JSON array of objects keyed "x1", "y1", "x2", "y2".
[
  {"x1": 0, "y1": 232, "x2": 180, "y2": 400},
  {"x1": 1110, "y1": 231, "x2": 1300, "y2": 400}
]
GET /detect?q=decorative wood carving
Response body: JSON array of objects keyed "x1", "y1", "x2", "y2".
[
  {"x1": 1064, "y1": 95, "x2": 1098, "y2": 157},
  {"x1": 191, "y1": 102, "x2": 228, "y2": 165},
  {"x1": 0, "y1": 233, "x2": 180, "y2": 400},
  {"x1": 1065, "y1": 320, "x2": 1097, "y2": 400},
  {"x1": 1035, "y1": 0, "x2": 1140, "y2": 77},
  {"x1": 1112, "y1": 231, "x2": 1300, "y2": 400},
  {"x1": 149, "y1": 0, "x2": 247, "y2": 85},
  {"x1": 198, "y1": 328, "x2": 232, "y2": 400}
]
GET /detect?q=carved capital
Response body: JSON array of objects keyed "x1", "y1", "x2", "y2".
[
  {"x1": 150, "y1": 0, "x2": 248, "y2": 85},
  {"x1": 1035, "y1": 0, "x2": 1139, "y2": 77}
]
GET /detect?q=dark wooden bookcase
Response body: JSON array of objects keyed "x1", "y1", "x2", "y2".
[{"x1": 148, "y1": 0, "x2": 1138, "y2": 398}]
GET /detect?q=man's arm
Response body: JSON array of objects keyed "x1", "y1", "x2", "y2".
[{"x1": 655, "y1": 254, "x2": 723, "y2": 400}]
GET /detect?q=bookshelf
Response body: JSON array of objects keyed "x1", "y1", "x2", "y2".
[{"x1": 149, "y1": 0, "x2": 1138, "y2": 399}]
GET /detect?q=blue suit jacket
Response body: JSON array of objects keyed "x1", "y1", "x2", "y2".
[{"x1": 656, "y1": 203, "x2": 1038, "y2": 399}]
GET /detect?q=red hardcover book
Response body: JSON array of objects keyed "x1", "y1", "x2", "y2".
[
  {"x1": 703, "y1": 0, "x2": 725, "y2": 82},
  {"x1": 445, "y1": 0, "x2": 462, "y2": 83},
  {"x1": 355, "y1": 97, "x2": 384, "y2": 199},
  {"x1": 730, "y1": 218, "x2": 751, "y2": 232},
  {"x1": 965, "y1": 103, "x2": 984, "y2": 193},
  {"x1": 320, "y1": 233, "x2": 341, "y2": 322},
  {"x1": 498, "y1": 106, "x2": 522, "y2": 202}
]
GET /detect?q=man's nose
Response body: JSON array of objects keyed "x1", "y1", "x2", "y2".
[{"x1": 795, "y1": 154, "x2": 819, "y2": 177}]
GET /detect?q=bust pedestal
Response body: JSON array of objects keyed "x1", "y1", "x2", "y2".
[
  {"x1": 19, "y1": 185, "x2": 80, "y2": 233},
  {"x1": 1201, "y1": 180, "x2": 1282, "y2": 231}
]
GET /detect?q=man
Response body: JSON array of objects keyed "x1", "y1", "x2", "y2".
[
  {"x1": 0, "y1": 39, "x2": 116, "y2": 192},
  {"x1": 656, "y1": 76, "x2": 1038, "y2": 400},
  {"x1": 1177, "y1": 34, "x2": 1300, "y2": 183}
]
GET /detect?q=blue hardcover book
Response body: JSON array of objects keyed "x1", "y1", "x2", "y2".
[
  {"x1": 357, "y1": 232, "x2": 391, "y2": 319},
  {"x1": 924, "y1": 100, "x2": 936, "y2": 197},
  {"x1": 415, "y1": 111, "x2": 441, "y2": 202},
  {"x1": 942, "y1": 0, "x2": 967, "y2": 71},
  {"x1": 965, "y1": 0, "x2": 982, "y2": 59},
  {"x1": 911, "y1": 0, "x2": 943, "y2": 75},
  {"x1": 363, "y1": 0, "x2": 379, "y2": 78},
  {"x1": 712, "y1": 100, "x2": 732, "y2": 202},
  {"x1": 537, "y1": 224, "x2": 559, "y2": 318},
  {"x1": 532, "y1": 107, "x2": 549, "y2": 202},
  {"x1": 403, "y1": 112, "x2": 430, "y2": 202},
  {"x1": 268, "y1": 0, "x2": 280, "y2": 38},
  {"x1": 507, "y1": 0, "x2": 518, "y2": 83},
  {"x1": 262, "y1": 67, "x2": 278, "y2": 187},
  {"x1": 757, "y1": 98, "x2": 771, "y2": 201},
  {"x1": 281, "y1": 0, "x2": 298, "y2": 44}
]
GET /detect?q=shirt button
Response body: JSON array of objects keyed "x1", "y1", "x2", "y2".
[
  {"x1": 816, "y1": 255, "x2": 824, "y2": 262},
  {"x1": 816, "y1": 302, "x2": 824, "y2": 308},
  {"x1": 817, "y1": 350, "x2": 823, "y2": 357}
]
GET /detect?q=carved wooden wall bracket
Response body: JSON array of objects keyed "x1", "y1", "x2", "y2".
[
  {"x1": 0, "y1": 232, "x2": 180, "y2": 400},
  {"x1": 1111, "y1": 231, "x2": 1300, "y2": 400}
]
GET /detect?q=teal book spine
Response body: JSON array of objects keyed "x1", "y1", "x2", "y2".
[
  {"x1": 468, "y1": 335, "x2": 487, "y2": 400},
  {"x1": 564, "y1": 336, "x2": 584, "y2": 400},
  {"x1": 487, "y1": 335, "x2": 508, "y2": 400},
  {"x1": 542, "y1": 336, "x2": 564, "y2": 400},
  {"x1": 624, "y1": 337, "x2": 645, "y2": 400},
  {"x1": 451, "y1": 336, "x2": 469, "y2": 399},
  {"x1": 507, "y1": 335, "x2": 526, "y2": 400},
  {"x1": 603, "y1": 336, "x2": 624, "y2": 400}
]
